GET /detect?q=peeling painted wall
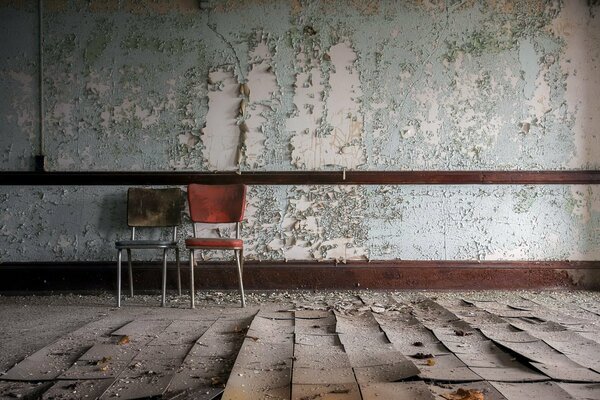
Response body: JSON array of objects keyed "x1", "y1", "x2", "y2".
[{"x1": 1, "y1": 0, "x2": 599, "y2": 262}]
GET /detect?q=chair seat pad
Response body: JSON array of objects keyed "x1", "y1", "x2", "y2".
[
  {"x1": 116, "y1": 240, "x2": 178, "y2": 249},
  {"x1": 185, "y1": 238, "x2": 243, "y2": 249}
]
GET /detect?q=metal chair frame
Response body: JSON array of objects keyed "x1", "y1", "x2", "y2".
[
  {"x1": 115, "y1": 188, "x2": 182, "y2": 307},
  {"x1": 186, "y1": 184, "x2": 246, "y2": 309},
  {"x1": 188, "y1": 222, "x2": 245, "y2": 309}
]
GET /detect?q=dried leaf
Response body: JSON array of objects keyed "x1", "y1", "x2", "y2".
[
  {"x1": 427, "y1": 358, "x2": 436, "y2": 366},
  {"x1": 410, "y1": 352, "x2": 434, "y2": 359},
  {"x1": 330, "y1": 388, "x2": 350, "y2": 394},
  {"x1": 454, "y1": 330, "x2": 473, "y2": 337},
  {"x1": 130, "y1": 362, "x2": 142, "y2": 369},
  {"x1": 117, "y1": 335, "x2": 130, "y2": 345},
  {"x1": 303, "y1": 25, "x2": 316, "y2": 35},
  {"x1": 441, "y1": 388, "x2": 484, "y2": 400},
  {"x1": 98, "y1": 364, "x2": 109, "y2": 372},
  {"x1": 95, "y1": 356, "x2": 112, "y2": 365},
  {"x1": 239, "y1": 99, "x2": 247, "y2": 116},
  {"x1": 240, "y1": 83, "x2": 250, "y2": 97}
]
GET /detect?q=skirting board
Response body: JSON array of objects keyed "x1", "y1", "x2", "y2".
[{"x1": 0, "y1": 260, "x2": 598, "y2": 292}]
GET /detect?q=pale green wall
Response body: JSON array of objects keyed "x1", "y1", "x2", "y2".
[{"x1": 1, "y1": 0, "x2": 599, "y2": 262}]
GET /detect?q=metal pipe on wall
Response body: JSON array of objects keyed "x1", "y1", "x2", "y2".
[{"x1": 35, "y1": 0, "x2": 45, "y2": 172}]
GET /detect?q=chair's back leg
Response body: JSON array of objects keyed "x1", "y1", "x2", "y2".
[
  {"x1": 189, "y1": 250, "x2": 195, "y2": 309},
  {"x1": 161, "y1": 248, "x2": 167, "y2": 307},
  {"x1": 235, "y1": 249, "x2": 246, "y2": 308},
  {"x1": 117, "y1": 249, "x2": 122, "y2": 307},
  {"x1": 126, "y1": 249, "x2": 134, "y2": 297},
  {"x1": 176, "y1": 247, "x2": 181, "y2": 296}
]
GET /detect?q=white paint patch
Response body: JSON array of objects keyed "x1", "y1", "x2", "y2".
[
  {"x1": 322, "y1": 237, "x2": 367, "y2": 261},
  {"x1": 202, "y1": 68, "x2": 240, "y2": 171},
  {"x1": 244, "y1": 39, "x2": 277, "y2": 168},
  {"x1": 414, "y1": 87, "x2": 442, "y2": 144},
  {"x1": 569, "y1": 185, "x2": 592, "y2": 223},
  {"x1": 134, "y1": 104, "x2": 159, "y2": 128},
  {"x1": 85, "y1": 72, "x2": 111, "y2": 96},
  {"x1": 110, "y1": 98, "x2": 160, "y2": 129},
  {"x1": 528, "y1": 64, "x2": 552, "y2": 121},
  {"x1": 552, "y1": 1, "x2": 600, "y2": 167},
  {"x1": 289, "y1": 42, "x2": 365, "y2": 169},
  {"x1": 52, "y1": 102, "x2": 74, "y2": 120},
  {"x1": 287, "y1": 49, "x2": 324, "y2": 168},
  {"x1": 284, "y1": 243, "x2": 313, "y2": 260}
]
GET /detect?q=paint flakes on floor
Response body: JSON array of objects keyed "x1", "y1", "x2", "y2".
[{"x1": 0, "y1": 290, "x2": 599, "y2": 399}]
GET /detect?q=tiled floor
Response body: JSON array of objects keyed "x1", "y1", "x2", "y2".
[{"x1": 1, "y1": 290, "x2": 600, "y2": 399}]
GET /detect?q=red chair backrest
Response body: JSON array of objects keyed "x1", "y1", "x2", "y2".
[{"x1": 187, "y1": 184, "x2": 247, "y2": 223}]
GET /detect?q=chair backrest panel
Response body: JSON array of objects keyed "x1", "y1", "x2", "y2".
[
  {"x1": 127, "y1": 188, "x2": 184, "y2": 227},
  {"x1": 187, "y1": 184, "x2": 246, "y2": 223}
]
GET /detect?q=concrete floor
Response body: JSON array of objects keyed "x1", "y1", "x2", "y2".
[{"x1": 0, "y1": 290, "x2": 599, "y2": 399}]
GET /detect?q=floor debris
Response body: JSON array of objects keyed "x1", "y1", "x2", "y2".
[{"x1": 0, "y1": 290, "x2": 599, "y2": 399}]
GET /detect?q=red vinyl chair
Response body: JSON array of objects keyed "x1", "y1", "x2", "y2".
[{"x1": 186, "y1": 184, "x2": 247, "y2": 308}]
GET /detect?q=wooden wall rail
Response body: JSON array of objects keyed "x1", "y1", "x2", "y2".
[{"x1": 1, "y1": 170, "x2": 600, "y2": 185}]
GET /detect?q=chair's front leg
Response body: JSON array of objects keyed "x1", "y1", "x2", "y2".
[
  {"x1": 161, "y1": 248, "x2": 167, "y2": 307},
  {"x1": 127, "y1": 249, "x2": 133, "y2": 297},
  {"x1": 235, "y1": 249, "x2": 246, "y2": 308},
  {"x1": 189, "y1": 250, "x2": 195, "y2": 309},
  {"x1": 117, "y1": 249, "x2": 122, "y2": 307},
  {"x1": 176, "y1": 247, "x2": 181, "y2": 296}
]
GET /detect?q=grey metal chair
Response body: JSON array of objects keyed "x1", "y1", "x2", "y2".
[{"x1": 115, "y1": 188, "x2": 184, "y2": 307}]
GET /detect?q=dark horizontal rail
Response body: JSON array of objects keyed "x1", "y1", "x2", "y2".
[
  {"x1": 1, "y1": 260, "x2": 598, "y2": 291},
  {"x1": 1, "y1": 170, "x2": 600, "y2": 185}
]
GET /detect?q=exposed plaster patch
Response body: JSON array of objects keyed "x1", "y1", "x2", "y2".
[
  {"x1": 85, "y1": 72, "x2": 111, "y2": 96},
  {"x1": 552, "y1": 0, "x2": 600, "y2": 168},
  {"x1": 202, "y1": 68, "x2": 241, "y2": 171},
  {"x1": 413, "y1": 87, "x2": 442, "y2": 144},
  {"x1": 243, "y1": 38, "x2": 277, "y2": 168},
  {"x1": 528, "y1": 62, "x2": 552, "y2": 122},
  {"x1": 112, "y1": 98, "x2": 159, "y2": 129},
  {"x1": 276, "y1": 186, "x2": 367, "y2": 262},
  {"x1": 289, "y1": 42, "x2": 365, "y2": 169},
  {"x1": 171, "y1": 67, "x2": 207, "y2": 169}
]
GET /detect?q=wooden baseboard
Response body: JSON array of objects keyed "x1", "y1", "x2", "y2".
[{"x1": 1, "y1": 260, "x2": 598, "y2": 292}]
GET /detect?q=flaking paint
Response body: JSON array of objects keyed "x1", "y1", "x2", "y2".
[{"x1": 1, "y1": 0, "x2": 599, "y2": 262}]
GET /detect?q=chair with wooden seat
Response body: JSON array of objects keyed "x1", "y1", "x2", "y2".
[
  {"x1": 186, "y1": 184, "x2": 247, "y2": 309},
  {"x1": 115, "y1": 188, "x2": 184, "y2": 307}
]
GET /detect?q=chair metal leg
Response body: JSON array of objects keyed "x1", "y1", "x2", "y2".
[
  {"x1": 127, "y1": 249, "x2": 133, "y2": 297},
  {"x1": 235, "y1": 249, "x2": 246, "y2": 308},
  {"x1": 189, "y1": 250, "x2": 195, "y2": 309},
  {"x1": 176, "y1": 247, "x2": 181, "y2": 296},
  {"x1": 161, "y1": 248, "x2": 167, "y2": 307},
  {"x1": 117, "y1": 249, "x2": 122, "y2": 308}
]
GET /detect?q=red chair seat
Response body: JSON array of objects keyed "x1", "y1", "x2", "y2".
[{"x1": 185, "y1": 237, "x2": 243, "y2": 249}]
